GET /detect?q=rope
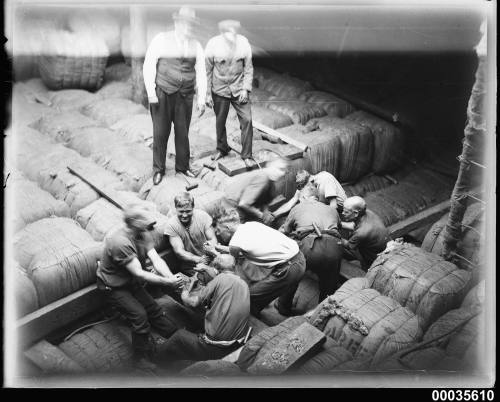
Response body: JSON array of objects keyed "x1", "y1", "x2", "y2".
[
  {"x1": 457, "y1": 155, "x2": 486, "y2": 169},
  {"x1": 466, "y1": 193, "x2": 486, "y2": 204},
  {"x1": 63, "y1": 314, "x2": 119, "y2": 342}
]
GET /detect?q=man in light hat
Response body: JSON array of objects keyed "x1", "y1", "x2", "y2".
[
  {"x1": 205, "y1": 19, "x2": 254, "y2": 168},
  {"x1": 96, "y1": 204, "x2": 184, "y2": 371},
  {"x1": 143, "y1": 7, "x2": 207, "y2": 185}
]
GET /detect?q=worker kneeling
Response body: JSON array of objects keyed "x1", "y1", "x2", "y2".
[
  {"x1": 211, "y1": 209, "x2": 306, "y2": 317},
  {"x1": 279, "y1": 188, "x2": 343, "y2": 304},
  {"x1": 96, "y1": 204, "x2": 184, "y2": 371},
  {"x1": 159, "y1": 254, "x2": 251, "y2": 362}
]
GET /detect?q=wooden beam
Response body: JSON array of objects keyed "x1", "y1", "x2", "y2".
[{"x1": 253, "y1": 121, "x2": 309, "y2": 152}]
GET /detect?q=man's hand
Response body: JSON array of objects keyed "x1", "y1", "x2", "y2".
[
  {"x1": 262, "y1": 210, "x2": 275, "y2": 226},
  {"x1": 149, "y1": 96, "x2": 159, "y2": 104},
  {"x1": 238, "y1": 89, "x2": 249, "y2": 104},
  {"x1": 196, "y1": 102, "x2": 206, "y2": 118},
  {"x1": 203, "y1": 242, "x2": 218, "y2": 257},
  {"x1": 278, "y1": 225, "x2": 286, "y2": 234},
  {"x1": 165, "y1": 273, "x2": 184, "y2": 290},
  {"x1": 195, "y1": 255, "x2": 210, "y2": 265},
  {"x1": 205, "y1": 96, "x2": 214, "y2": 109}
]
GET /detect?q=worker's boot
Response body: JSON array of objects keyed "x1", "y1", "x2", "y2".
[
  {"x1": 150, "y1": 310, "x2": 178, "y2": 339},
  {"x1": 132, "y1": 332, "x2": 157, "y2": 372}
]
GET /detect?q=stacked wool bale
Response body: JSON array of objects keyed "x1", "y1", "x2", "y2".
[
  {"x1": 343, "y1": 174, "x2": 394, "y2": 198},
  {"x1": 38, "y1": 29, "x2": 109, "y2": 90},
  {"x1": 364, "y1": 168, "x2": 455, "y2": 227},
  {"x1": 10, "y1": 171, "x2": 71, "y2": 232},
  {"x1": 11, "y1": 81, "x2": 53, "y2": 128},
  {"x1": 422, "y1": 202, "x2": 484, "y2": 284},
  {"x1": 48, "y1": 89, "x2": 100, "y2": 112},
  {"x1": 96, "y1": 81, "x2": 134, "y2": 100},
  {"x1": 15, "y1": 265, "x2": 40, "y2": 318},
  {"x1": 16, "y1": 127, "x2": 125, "y2": 216},
  {"x1": 372, "y1": 281, "x2": 485, "y2": 371},
  {"x1": 366, "y1": 242, "x2": 472, "y2": 331},
  {"x1": 81, "y1": 98, "x2": 148, "y2": 127},
  {"x1": 181, "y1": 361, "x2": 243, "y2": 377},
  {"x1": 345, "y1": 111, "x2": 405, "y2": 174},
  {"x1": 278, "y1": 117, "x2": 373, "y2": 183},
  {"x1": 111, "y1": 114, "x2": 154, "y2": 148},
  {"x1": 299, "y1": 91, "x2": 356, "y2": 118},
  {"x1": 306, "y1": 278, "x2": 423, "y2": 366},
  {"x1": 14, "y1": 217, "x2": 102, "y2": 307}
]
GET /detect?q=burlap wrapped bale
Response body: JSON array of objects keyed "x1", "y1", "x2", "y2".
[
  {"x1": 366, "y1": 243, "x2": 471, "y2": 330},
  {"x1": 261, "y1": 74, "x2": 313, "y2": 99},
  {"x1": 48, "y1": 89, "x2": 100, "y2": 112},
  {"x1": 266, "y1": 99, "x2": 326, "y2": 125},
  {"x1": 296, "y1": 337, "x2": 355, "y2": 374},
  {"x1": 292, "y1": 272, "x2": 321, "y2": 315},
  {"x1": 91, "y1": 144, "x2": 153, "y2": 191},
  {"x1": 31, "y1": 110, "x2": 100, "y2": 143},
  {"x1": 308, "y1": 278, "x2": 423, "y2": 365},
  {"x1": 59, "y1": 322, "x2": 133, "y2": 372},
  {"x1": 82, "y1": 98, "x2": 148, "y2": 127},
  {"x1": 249, "y1": 88, "x2": 278, "y2": 106},
  {"x1": 11, "y1": 172, "x2": 71, "y2": 231},
  {"x1": 14, "y1": 217, "x2": 102, "y2": 306},
  {"x1": 11, "y1": 83, "x2": 54, "y2": 128},
  {"x1": 38, "y1": 30, "x2": 109, "y2": 90},
  {"x1": 96, "y1": 81, "x2": 134, "y2": 100},
  {"x1": 372, "y1": 346, "x2": 450, "y2": 371},
  {"x1": 181, "y1": 360, "x2": 243, "y2": 377},
  {"x1": 139, "y1": 174, "x2": 225, "y2": 218},
  {"x1": 252, "y1": 105, "x2": 294, "y2": 130},
  {"x1": 104, "y1": 62, "x2": 132, "y2": 83},
  {"x1": 167, "y1": 132, "x2": 215, "y2": 160},
  {"x1": 461, "y1": 281, "x2": 485, "y2": 308},
  {"x1": 111, "y1": 114, "x2": 154, "y2": 147},
  {"x1": 15, "y1": 266, "x2": 40, "y2": 318},
  {"x1": 253, "y1": 67, "x2": 282, "y2": 88},
  {"x1": 299, "y1": 91, "x2": 355, "y2": 117},
  {"x1": 64, "y1": 127, "x2": 127, "y2": 157},
  {"x1": 345, "y1": 111, "x2": 405, "y2": 174},
  {"x1": 422, "y1": 202, "x2": 484, "y2": 279},
  {"x1": 67, "y1": 11, "x2": 122, "y2": 56},
  {"x1": 344, "y1": 175, "x2": 393, "y2": 198},
  {"x1": 237, "y1": 316, "x2": 308, "y2": 371}
]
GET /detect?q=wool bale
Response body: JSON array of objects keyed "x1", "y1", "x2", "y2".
[
  {"x1": 31, "y1": 110, "x2": 100, "y2": 143},
  {"x1": 461, "y1": 281, "x2": 485, "y2": 308},
  {"x1": 11, "y1": 83, "x2": 53, "y2": 128},
  {"x1": 296, "y1": 337, "x2": 354, "y2": 374},
  {"x1": 345, "y1": 111, "x2": 405, "y2": 173},
  {"x1": 64, "y1": 127, "x2": 127, "y2": 157},
  {"x1": 253, "y1": 67, "x2": 282, "y2": 87},
  {"x1": 91, "y1": 144, "x2": 153, "y2": 191},
  {"x1": 111, "y1": 114, "x2": 154, "y2": 147},
  {"x1": 96, "y1": 81, "x2": 134, "y2": 100},
  {"x1": 261, "y1": 74, "x2": 313, "y2": 99},
  {"x1": 252, "y1": 105, "x2": 293, "y2": 130},
  {"x1": 11, "y1": 173, "x2": 71, "y2": 231},
  {"x1": 237, "y1": 316, "x2": 308, "y2": 371},
  {"x1": 48, "y1": 89, "x2": 100, "y2": 112},
  {"x1": 292, "y1": 273, "x2": 321, "y2": 315},
  {"x1": 15, "y1": 267, "x2": 40, "y2": 318},
  {"x1": 249, "y1": 88, "x2": 278, "y2": 106},
  {"x1": 181, "y1": 360, "x2": 243, "y2": 376},
  {"x1": 266, "y1": 100, "x2": 326, "y2": 125},
  {"x1": 58, "y1": 322, "x2": 133, "y2": 372},
  {"x1": 344, "y1": 175, "x2": 393, "y2": 198},
  {"x1": 82, "y1": 98, "x2": 148, "y2": 127},
  {"x1": 373, "y1": 346, "x2": 449, "y2": 371},
  {"x1": 299, "y1": 91, "x2": 355, "y2": 117},
  {"x1": 38, "y1": 30, "x2": 109, "y2": 90},
  {"x1": 308, "y1": 278, "x2": 423, "y2": 365},
  {"x1": 167, "y1": 133, "x2": 215, "y2": 160},
  {"x1": 366, "y1": 243, "x2": 471, "y2": 330},
  {"x1": 14, "y1": 217, "x2": 102, "y2": 306},
  {"x1": 139, "y1": 174, "x2": 225, "y2": 218},
  {"x1": 104, "y1": 62, "x2": 132, "y2": 83}
]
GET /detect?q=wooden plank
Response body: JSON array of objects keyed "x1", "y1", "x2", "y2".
[
  {"x1": 388, "y1": 200, "x2": 450, "y2": 239},
  {"x1": 24, "y1": 340, "x2": 84, "y2": 374},
  {"x1": 247, "y1": 322, "x2": 326, "y2": 374},
  {"x1": 253, "y1": 121, "x2": 309, "y2": 152}
]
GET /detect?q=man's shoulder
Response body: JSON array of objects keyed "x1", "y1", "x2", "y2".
[{"x1": 105, "y1": 228, "x2": 133, "y2": 249}]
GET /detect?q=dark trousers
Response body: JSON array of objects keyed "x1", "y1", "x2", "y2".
[
  {"x1": 299, "y1": 234, "x2": 343, "y2": 303},
  {"x1": 160, "y1": 329, "x2": 240, "y2": 362},
  {"x1": 151, "y1": 87, "x2": 194, "y2": 173},
  {"x1": 248, "y1": 251, "x2": 306, "y2": 315},
  {"x1": 98, "y1": 280, "x2": 178, "y2": 339},
  {"x1": 213, "y1": 92, "x2": 253, "y2": 159}
]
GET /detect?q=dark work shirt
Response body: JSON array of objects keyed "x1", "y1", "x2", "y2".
[
  {"x1": 97, "y1": 227, "x2": 154, "y2": 288},
  {"x1": 225, "y1": 170, "x2": 274, "y2": 211},
  {"x1": 347, "y1": 209, "x2": 390, "y2": 268},
  {"x1": 282, "y1": 199, "x2": 340, "y2": 234}
]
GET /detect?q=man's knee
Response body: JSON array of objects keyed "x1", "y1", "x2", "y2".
[{"x1": 129, "y1": 310, "x2": 151, "y2": 334}]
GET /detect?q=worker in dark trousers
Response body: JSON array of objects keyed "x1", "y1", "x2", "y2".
[
  {"x1": 205, "y1": 19, "x2": 254, "y2": 168},
  {"x1": 279, "y1": 187, "x2": 343, "y2": 304},
  {"x1": 223, "y1": 157, "x2": 288, "y2": 225},
  {"x1": 208, "y1": 210, "x2": 306, "y2": 317},
  {"x1": 143, "y1": 7, "x2": 207, "y2": 185},
  {"x1": 96, "y1": 204, "x2": 184, "y2": 371},
  {"x1": 158, "y1": 254, "x2": 250, "y2": 362},
  {"x1": 339, "y1": 196, "x2": 390, "y2": 270}
]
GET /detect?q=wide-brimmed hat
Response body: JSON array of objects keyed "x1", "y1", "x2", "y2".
[
  {"x1": 218, "y1": 19, "x2": 241, "y2": 34},
  {"x1": 172, "y1": 7, "x2": 199, "y2": 24}
]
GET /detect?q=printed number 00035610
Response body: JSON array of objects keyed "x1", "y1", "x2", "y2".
[{"x1": 431, "y1": 390, "x2": 494, "y2": 402}]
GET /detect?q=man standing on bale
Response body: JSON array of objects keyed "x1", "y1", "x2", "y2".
[
  {"x1": 208, "y1": 210, "x2": 306, "y2": 317},
  {"x1": 163, "y1": 192, "x2": 218, "y2": 275},
  {"x1": 274, "y1": 169, "x2": 346, "y2": 219},
  {"x1": 279, "y1": 187, "x2": 343, "y2": 304},
  {"x1": 339, "y1": 196, "x2": 390, "y2": 270},
  {"x1": 143, "y1": 7, "x2": 207, "y2": 185},
  {"x1": 223, "y1": 157, "x2": 288, "y2": 225},
  {"x1": 205, "y1": 19, "x2": 254, "y2": 168},
  {"x1": 96, "y1": 204, "x2": 184, "y2": 371},
  {"x1": 158, "y1": 254, "x2": 250, "y2": 362}
]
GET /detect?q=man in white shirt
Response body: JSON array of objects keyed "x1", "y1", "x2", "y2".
[
  {"x1": 206, "y1": 212, "x2": 306, "y2": 317},
  {"x1": 143, "y1": 7, "x2": 207, "y2": 185},
  {"x1": 205, "y1": 20, "x2": 254, "y2": 168}
]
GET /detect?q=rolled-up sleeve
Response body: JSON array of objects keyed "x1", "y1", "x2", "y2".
[
  {"x1": 195, "y1": 42, "x2": 207, "y2": 104},
  {"x1": 143, "y1": 34, "x2": 162, "y2": 101},
  {"x1": 242, "y1": 38, "x2": 253, "y2": 92}
]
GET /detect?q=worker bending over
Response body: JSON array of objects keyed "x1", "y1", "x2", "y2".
[
  {"x1": 339, "y1": 196, "x2": 390, "y2": 270},
  {"x1": 96, "y1": 204, "x2": 183, "y2": 371},
  {"x1": 159, "y1": 254, "x2": 250, "y2": 362},
  {"x1": 280, "y1": 187, "x2": 343, "y2": 303}
]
